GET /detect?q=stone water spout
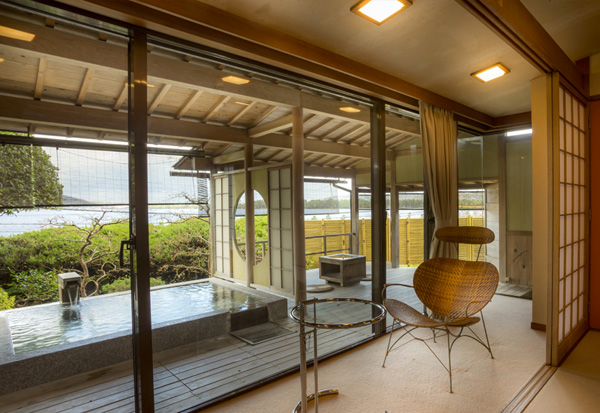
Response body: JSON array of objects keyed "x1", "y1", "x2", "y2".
[{"x1": 58, "y1": 272, "x2": 82, "y2": 305}]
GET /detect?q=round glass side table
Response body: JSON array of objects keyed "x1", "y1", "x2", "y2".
[{"x1": 289, "y1": 297, "x2": 386, "y2": 412}]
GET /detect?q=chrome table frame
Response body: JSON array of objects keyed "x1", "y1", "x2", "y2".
[{"x1": 289, "y1": 297, "x2": 386, "y2": 412}]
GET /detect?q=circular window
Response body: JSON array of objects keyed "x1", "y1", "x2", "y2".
[{"x1": 234, "y1": 190, "x2": 268, "y2": 264}]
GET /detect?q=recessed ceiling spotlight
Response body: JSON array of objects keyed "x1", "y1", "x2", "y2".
[
  {"x1": 351, "y1": 0, "x2": 412, "y2": 25},
  {"x1": 471, "y1": 63, "x2": 510, "y2": 82},
  {"x1": 0, "y1": 25, "x2": 35, "y2": 41},
  {"x1": 222, "y1": 75, "x2": 250, "y2": 85},
  {"x1": 340, "y1": 106, "x2": 361, "y2": 113}
]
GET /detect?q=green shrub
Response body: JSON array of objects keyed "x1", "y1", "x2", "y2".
[
  {"x1": 0, "y1": 215, "x2": 210, "y2": 303},
  {"x1": 102, "y1": 277, "x2": 165, "y2": 294},
  {"x1": 8, "y1": 269, "x2": 58, "y2": 305},
  {"x1": 0, "y1": 287, "x2": 15, "y2": 311}
]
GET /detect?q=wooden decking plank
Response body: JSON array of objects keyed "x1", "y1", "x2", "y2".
[{"x1": 161, "y1": 346, "x2": 248, "y2": 376}]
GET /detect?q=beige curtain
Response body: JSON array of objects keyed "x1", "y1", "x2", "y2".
[{"x1": 420, "y1": 101, "x2": 458, "y2": 258}]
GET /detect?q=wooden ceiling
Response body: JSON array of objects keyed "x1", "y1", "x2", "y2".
[{"x1": 0, "y1": 6, "x2": 421, "y2": 173}]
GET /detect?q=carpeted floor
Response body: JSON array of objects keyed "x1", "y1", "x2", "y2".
[
  {"x1": 203, "y1": 295, "x2": 545, "y2": 412},
  {"x1": 525, "y1": 331, "x2": 600, "y2": 412}
]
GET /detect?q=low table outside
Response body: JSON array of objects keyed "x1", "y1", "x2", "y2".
[
  {"x1": 319, "y1": 254, "x2": 366, "y2": 287},
  {"x1": 289, "y1": 298, "x2": 386, "y2": 412}
]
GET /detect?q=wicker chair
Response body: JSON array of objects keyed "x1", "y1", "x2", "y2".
[
  {"x1": 435, "y1": 226, "x2": 495, "y2": 260},
  {"x1": 381, "y1": 257, "x2": 499, "y2": 392}
]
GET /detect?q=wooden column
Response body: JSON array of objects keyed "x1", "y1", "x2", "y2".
[
  {"x1": 128, "y1": 29, "x2": 154, "y2": 412},
  {"x1": 371, "y1": 100, "x2": 386, "y2": 335},
  {"x1": 292, "y1": 107, "x2": 307, "y2": 305},
  {"x1": 351, "y1": 177, "x2": 359, "y2": 255},
  {"x1": 245, "y1": 142, "x2": 255, "y2": 287},
  {"x1": 498, "y1": 135, "x2": 507, "y2": 282},
  {"x1": 208, "y1": 167, "x2": 216, "y2": 277},
  {"x1": 389, "y1": 155, "x2": 400, "y2": 268}
]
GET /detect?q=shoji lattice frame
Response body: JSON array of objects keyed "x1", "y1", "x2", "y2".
[
  {"x1": 552, "y1": 74, "x2": 589, "y2": 364},
  {"x1": 214, "y1": 175, "x2": 231, "y2": 276}
]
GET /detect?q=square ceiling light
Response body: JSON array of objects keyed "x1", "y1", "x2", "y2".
[
  {"x1": 351, "y1": 0, "x2": 412, "y2": 25},
  {"x1": 0, "y1": 25, "x2": 35, "y2": 41},
  {"x1": 221, "y1": 75, "x2": 250, "y2": 85},
  {"x1": 471, "y1": 63, "x2": 510, "y2": 82}
]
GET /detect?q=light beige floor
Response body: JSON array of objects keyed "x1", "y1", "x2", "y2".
[
  {"x1": 525, "y1": 330, "x2": 600, "y2": 413},
  {"x1": 203, "y1": 295, "x2": 545, "y2": 413}
]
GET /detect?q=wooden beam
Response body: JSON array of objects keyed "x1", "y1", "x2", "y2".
[
  {"x1": 212, "y1": 149, "x2": 245, "y2": 165},
  {"x1": 250, "y1": 105, "x2": 277, "y2": 127},
  {"x1": 34, "y1": 57, "x2": 47, "y2": 100},
  {"x1": 88, "y1": 0, "x2": 495, "y2": 125},
  {"x1": 253, "y1": 132, "x2": 371, "y2": 159},
  {"x1": 0, "y1": 16, "x2": 422, "y2": 135},
  {"x1": 147, "y1": 83, "x2": 171, "y2": 115},
  {"x1": 228, "y1": 101, "x2": 256, "y2": 126},
  {"x1": 0, "y1": 95, "x2": 249, "y2": 144},
  {"x1": 304, "y1": 118, "x2": 332, "y2": 136},
  {"x1": 249, "y1": 114, "x2": 293, "y2": 138},
  {"x1": 456, "y1": 0, "x2": 585, "y2": 96},
  {"x1": 334, "y1": 124, "x2": 366, "y2": 142},
  {"x1": 494, "y1": 111, "x2": 531, "y2": 128},
  {"x1": 212, "y1": 143, "x2": 232, "y2": 157},
  {"x1": 320, "y1": 121, "x2": 348, "y2": 141},
  {"x1": 175, "y1": 89, "x2": 202, "y2": 119},
  {"x1": 76, "y1": 67, "x2": 95, "y2": 106},
  {"x1": 113, "y1": 82, "x2": 128, "y2": 111},
  {"x1": 203, "y1": 95, "x2": 230, "y2": 123},
  {"x1": 264, "y1": 149, "x2": 284, "y2": 162},
  {"x1": 305, "y1": 165, "x2": 355, "y2": 178}
]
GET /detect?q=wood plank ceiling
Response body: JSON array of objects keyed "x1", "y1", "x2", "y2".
[{"x1": 0, "y1": 6, "x2": 421, "y2": 173}]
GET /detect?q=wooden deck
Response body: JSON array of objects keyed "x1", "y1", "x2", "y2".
[{"x1": 0, "y1": 266, "x2": 528, "y2": 412}]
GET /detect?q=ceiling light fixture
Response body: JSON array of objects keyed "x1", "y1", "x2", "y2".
[
  {"x1": 0, "y1": 58, "x2": 4, "y2": 63},
  {"x1": 506, "y1": 128, "x2": 532, "y2": 137},
  {"x1": 0, "y1": 25, "x2": 35, "y2": 41},
  {"x1": 339, "y1": 106, "x2": 361, "y2": 113},
  {"x1": 351, "y1": 0, "x2": 412, "y2": 25},
  {"x1": 222, "y1": 75, "x2": 250, "y2": 85},
  {"x1": 471, "y1": 63, "x2": 510, "y2": 82}
]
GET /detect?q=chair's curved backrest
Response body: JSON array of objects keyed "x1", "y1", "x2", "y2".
[
  {"x1": 435, "y1": 226, "x2": 495, "y2": 245},
  {"x1": 414, "y1": 257, "x2": 499, "y2": 320}
]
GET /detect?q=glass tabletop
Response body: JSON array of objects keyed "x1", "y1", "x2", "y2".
[{"x1": 289, "y1": 298, "x2": 386, "y2": 329}]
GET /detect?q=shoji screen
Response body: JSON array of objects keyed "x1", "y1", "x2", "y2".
[{"x1": 554, "y1": 80, "x2": 588, "y2": 363}]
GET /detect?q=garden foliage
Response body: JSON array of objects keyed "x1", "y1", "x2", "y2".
[{"x1": 0, "y1": 216, "x2": 210, "y2": 306}]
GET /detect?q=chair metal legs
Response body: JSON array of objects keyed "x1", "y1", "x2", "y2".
[{"x1": 383, "y1": 318, "x2": 494, "y2": 393}]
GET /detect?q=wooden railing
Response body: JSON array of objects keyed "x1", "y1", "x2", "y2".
[{"x1": 304, "y1": 232, "x2": 352, "y2": 256}]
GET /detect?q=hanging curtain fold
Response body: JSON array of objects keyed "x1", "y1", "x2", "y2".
[{"x1": 420, "y1": 101, "x2": 458, "y2": 258}]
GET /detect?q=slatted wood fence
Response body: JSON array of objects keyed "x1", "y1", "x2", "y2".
[{"x1": 304, "y1": 216, "x2": 485, "y2": 268}]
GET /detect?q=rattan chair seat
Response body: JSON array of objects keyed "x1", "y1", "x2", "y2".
[{"x1": 435, "y1": 226, "x2": 495, "y2": 245}]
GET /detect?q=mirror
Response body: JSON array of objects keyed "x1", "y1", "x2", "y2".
[{"x1": 234, "y1": 190, "x2": 268, "y2": 263}]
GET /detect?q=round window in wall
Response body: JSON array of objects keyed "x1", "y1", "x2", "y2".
[{"x1": 234, "y1": 190, "x2": 269, "y2": 264}]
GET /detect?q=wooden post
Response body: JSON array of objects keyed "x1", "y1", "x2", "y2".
[
  {"x1": 245, "y1": 142, "x2": 255, "y2": 287},
  {"x1": 351, "y1": 177, "x2": 359, "y2": 254},
  {"x1": 129, "y1": 29, "x2": 154, "y2": 412},
  {"x1": 371, "y1": 100, "x2": 386, "y2": 335},
  {"x1": 292, "y1": 107, "x2": 306, "y2": 305},
  {"x1": 498, "y1": 134, "x2": 508, "y2": 281},
  {"x1": 208, "y1": 168, "x2": 216, "y2": 276},
  {"x1": 390, "y1": 156, "x2": 400, "y2": 267}
]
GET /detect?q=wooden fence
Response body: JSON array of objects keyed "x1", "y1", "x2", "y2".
[{"x1": 304, "y1": 216, "x2": 485, "y2": 268}]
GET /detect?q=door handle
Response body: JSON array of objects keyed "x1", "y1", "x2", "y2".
[{"x1": 119, "y1": 239, "x2": 133, "y2": 267}]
